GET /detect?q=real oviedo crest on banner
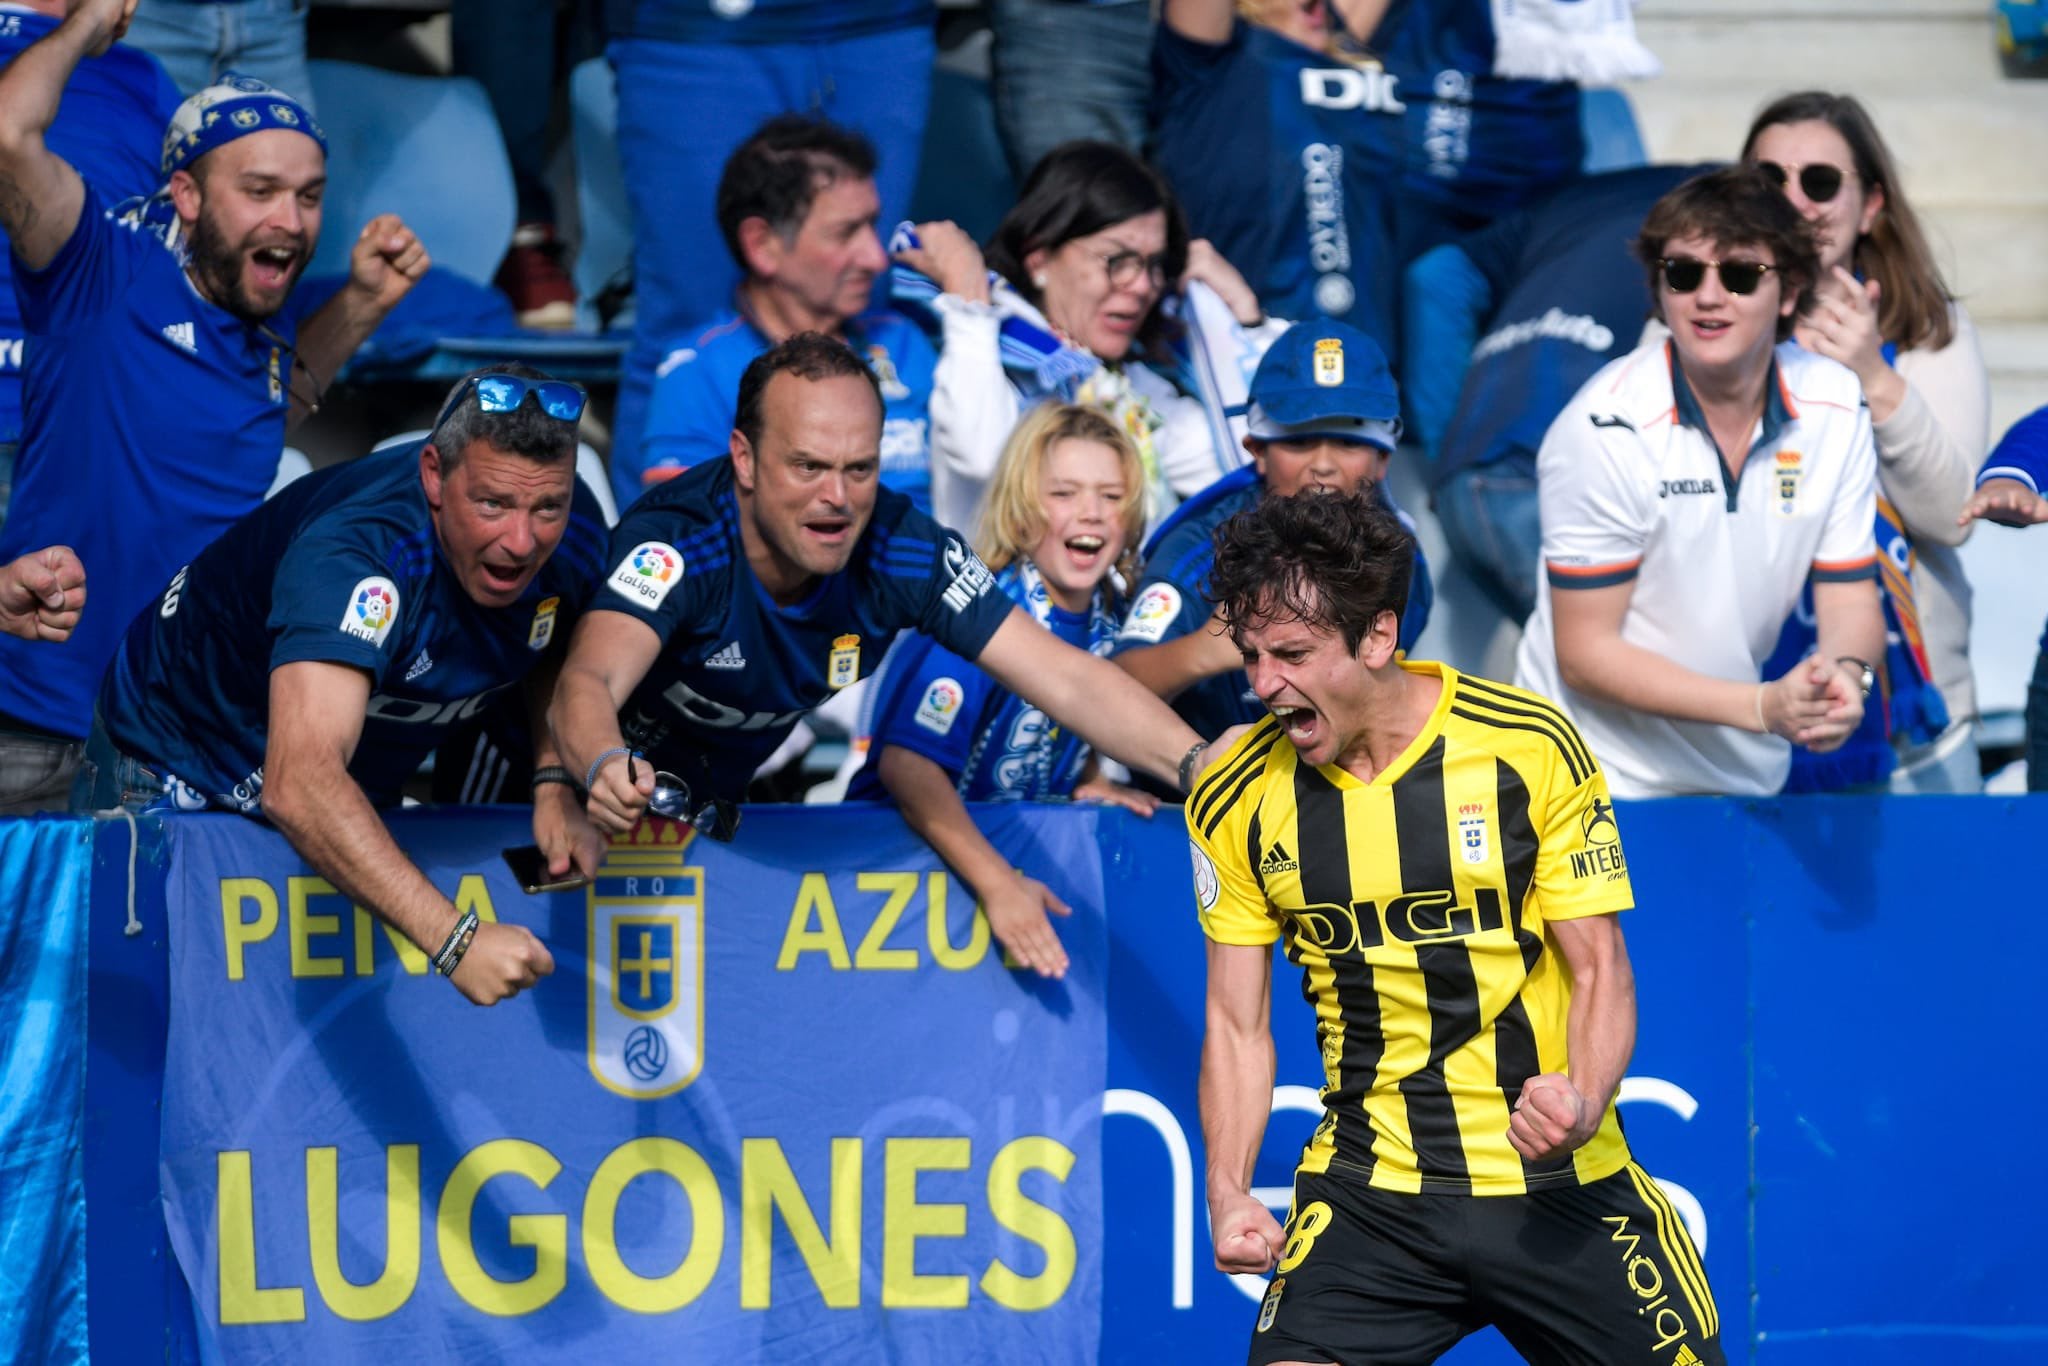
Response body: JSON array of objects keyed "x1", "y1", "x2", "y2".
[{"x1": 588, "y1": 821, "x2": 705, "y2": 1099}]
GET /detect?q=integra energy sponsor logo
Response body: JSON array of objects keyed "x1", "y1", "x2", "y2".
[{"x1": 1471, "y1": 308, "x2": 1616, "y2": 362}]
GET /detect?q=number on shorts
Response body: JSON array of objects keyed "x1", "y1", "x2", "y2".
[{"x1": 1277, "y1": 1199, "x2": 1333, "y2": 1273}]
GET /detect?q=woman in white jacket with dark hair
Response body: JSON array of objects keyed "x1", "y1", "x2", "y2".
[
  {"x1": 1743, "y1": 90, "x2": 1990, "y2": 789},
  {"x1": 892, "y1": 140, "x2": 1284, "y2": 533}
]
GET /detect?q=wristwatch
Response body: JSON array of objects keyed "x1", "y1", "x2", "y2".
[{"x1": 1836, "y1": 656, "x2": 1876, "y2": 698}]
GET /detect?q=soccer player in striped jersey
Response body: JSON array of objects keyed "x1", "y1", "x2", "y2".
[{"x1": 1190, "y1": 489, "x2": 1723, "y2": 1365}]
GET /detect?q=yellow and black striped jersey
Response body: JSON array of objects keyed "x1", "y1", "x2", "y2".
[{"x1": 1187, "y1": 661, "x2": 1634, "y2": 1196}]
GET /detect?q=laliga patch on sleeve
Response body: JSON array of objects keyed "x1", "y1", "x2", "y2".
[
  {"x1": 608, "y1": 541, "x2": 683, "y2": 609},
  {"x1": 913, "y1": 677, "x2": 965, "y2": 735},
  {"x1": 339, "y1": 576, "x2": 400, "y2": 647},
  {"x1": 1190, "y1": 839, "x2": 1220, "y2": 911},
  {"x1": 1120, "y1": 583, "x2": 1182, "y2": 643}
]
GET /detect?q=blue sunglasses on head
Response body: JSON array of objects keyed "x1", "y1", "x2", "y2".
[{"x1": 433, "y1": 372, "x2": 588, "y2": 432}]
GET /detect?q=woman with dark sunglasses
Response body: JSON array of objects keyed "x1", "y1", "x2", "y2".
[{"x1": 1742, "y1": 91, "x2": 1989, "y2": 791}]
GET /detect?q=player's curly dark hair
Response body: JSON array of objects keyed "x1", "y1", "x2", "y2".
[
  {"x1": 1208, "y1": 491, "x2": 1414, "y2": 654},
  {"x1": 733, "y1": 332, "x2": 884, "y2": 453},
  {"x1": 716, "y1": 114, "x2": 878, "y2": 271}
]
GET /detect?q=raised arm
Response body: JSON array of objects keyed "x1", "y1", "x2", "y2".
[
  {"x1": 876, "y1": 744, "x2": 1073, "y2": 978},
  {"x1": 288, "y1": 213, "x2": 428, "y2": 430},
  {"x1": 1507, "y1": 912, "x2": 1635, "y2": 1163},
  {"x1": 975, "y1": 608, "x2": 1207, "y2": 791},
  {"x1": 547, "y1": 609, "x2": 663, "y2": 833},
  {"x1": 1201, "y1": 937, "x2": 1283, "y2": 1273},
  {"x1": 0, "y1": 544, "x2": 84, "y2": 641},
  {"x1": 261, "y1": 660, "x2": 554, "y2": 1005},
  {"x1": 0, "y1": 0, "x2": 134, "y2": 269}
]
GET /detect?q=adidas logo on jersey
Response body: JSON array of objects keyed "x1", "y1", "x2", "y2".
[
  {"x1": 404, "y1": 649, "x2": 433, "y2": 682},
  {"x1": 161, "y1": 321, "x2": 197, "y2": 355},
  {"x1": 1670, "y1": 1346, "x2": 1703, "y2": 1366},
  {"x1": 704, "y1": 641, "x2": 746, "y2": 671},
  {"x1": 1260, "y1": 842, "x2": 1299, "y2": 875}
]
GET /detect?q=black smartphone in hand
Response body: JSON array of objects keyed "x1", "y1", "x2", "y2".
[{"x1": 502, "y1": 844, "x2": 591, "y2": 895}]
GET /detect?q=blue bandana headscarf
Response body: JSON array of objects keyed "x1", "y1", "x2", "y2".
[
  {"x1": 160, "y1": 73, "x2": 326, "y2": 178},
  {"x1": 119, "y1": 74, "x2": 326, "y2": 250}
]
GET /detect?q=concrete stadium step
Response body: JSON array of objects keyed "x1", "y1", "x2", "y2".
[
  {"x1": 1983, "y1": 322, "x2": 2048, "y2": 443},
  {"x1": 1633, "y1": 14, "x2": 1999, "y2": 89}
]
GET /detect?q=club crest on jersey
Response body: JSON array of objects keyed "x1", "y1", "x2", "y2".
[
  {"x1": 267, "y1": 347, "x2": 283, "y2": 404},
  {"x1": 1775, "y1": 449, "x2": 1802, "y2": 514},
  {"x1": 1121, "y1": 583, "x2": 1181, "y2": 643},
  {"x1": 1458, "y1": 803, "x2": 1488, "y2": 865},
  {"x1": 914, "y1": 677, "x2": 964, "y2": 734},
  {"x1": 609, "y1": 541, "x2": 681, "y2": 609},
  {"x1": 1190, "y1": 840, "x2": 1220, "y2": 911},
  {"x1": 527, "y1": 595, "x2": 559, "y2": 650},
  {"x1": 1258, "y1": 1276, "x2": 1287, "y2": 1332},
  {"x1": 340, "y1": 577, "x2": 399, "y2": 646},
  {"x1": 589, "y1": 823, "x2": 704, "y2": 1099},
  {"x1": 828, "y1": 633, "x2": 861, "y2": 690},
  {"x1": 1313, "y1": 337, "x2": 1344, "y2": 387},
  {"x1": 867, "y1": 344, "x2": 911, "y2": 400}
]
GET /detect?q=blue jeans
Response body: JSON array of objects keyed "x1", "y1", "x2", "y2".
[
  {"x1": 987, "y1": 0, "x2": 1152, "y2": 181},
  {"x1": 1433, "y1": 455, "x2": 1541, "y2": 625},
  {"x1": 71, "y1": 715, "x2": 188, "y2": 815},
  {"x1": 123, "y1": 0, "x2": 313, "y2": 105},
  {"x1": 608, "y1": 24, "x2": 934, "y2": 470}
]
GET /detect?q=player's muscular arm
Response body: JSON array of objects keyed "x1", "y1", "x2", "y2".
[
  {"x1": 547, "y1": 610, "x2": 661, "y2": 833},
  {"x1": 977, "y1": 609, "x2": 1206, "y2": 791},
  {"x1": 0, "y1": 0, "x2": 131, "y2": 268},
  {"x1": 1552, "y1": 579, "x2": 1842, "y2": 743},
  {"x1": 1113, "y1": 606, "x2": 1241, "y2": 703},
  {"x1": 1508, "y1": 912, "x2": 1635, "y2": 1164},
  {"x1": 1201, "y1": 938, "x2": 1284, "y2": 1273},
  {"x1": 263, "y1": 661, "x2": 553, "y2": 1006},
  {"x1": 877, "y1": 745, "x2": 1073, "y2": 979}
]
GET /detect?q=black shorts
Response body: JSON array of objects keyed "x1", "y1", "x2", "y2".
[{"x1": 1248, "y1": 1162, "x2": 1725, "y2": 1366}]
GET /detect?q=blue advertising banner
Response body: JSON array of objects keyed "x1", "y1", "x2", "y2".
[
  {"x1": 157, "y1": 808, "x2": 1108, "y2": 1363},
  {"x1": 36, "y1": 794, "x2": 2045, "y2": 1362},
  {"x1": 0, "y1": 817, "x2": 93, "y2": 1366}
]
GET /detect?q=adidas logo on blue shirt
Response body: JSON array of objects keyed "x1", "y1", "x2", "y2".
[
  {"x1": 404, "y1": 649, "x2": 433, "y2": 682},
  {"x1": 161, "y1": 321, "x2": 197, "y2": 355},
  {"x1": 705, "y1": 641, "x2": 746, "y2": 671}
]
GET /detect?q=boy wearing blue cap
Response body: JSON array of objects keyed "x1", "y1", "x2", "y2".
[
  {"x1": 0, "y1": 0, "x2": 427, "y2": 812},
  {"x1": 1113, "y1": 318, "x2": 1433, "y2": 774}
]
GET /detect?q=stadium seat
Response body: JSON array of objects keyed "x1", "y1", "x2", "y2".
[
  {"x1": 1579, "y1": 87, "x2": 1648, "y2": 174},
  {"x1": 569, "y1": 57, "x2": 633, "y2": 333},
  {"x1": 304, "y1": 61, "x2": 517, "y2": 287}
]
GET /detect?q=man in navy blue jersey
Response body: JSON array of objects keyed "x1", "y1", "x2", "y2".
[
  {"x1": 1114, "y1": 319, "x2": 1432, "y2": 766},
  {"x1": 89, "y1": 364, "x2": 607, "y2": 1006},
  {"x1": 551, "y1": 332, "x2": 1220, "y2": 832}
]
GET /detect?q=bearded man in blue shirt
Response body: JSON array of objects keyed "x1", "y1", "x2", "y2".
[{"x1": 0, "y1": 0, "x2": 426, "y2": 812}]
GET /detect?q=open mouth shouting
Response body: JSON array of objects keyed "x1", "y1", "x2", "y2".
[
  {"x1": 1061, "y1": 533, "x2": 1106, "y2": 572},
  {"x1": 248, "y1": 242, "x2": 302, "y2": 295},
  {"x1": 1270, "y1": 701, "x2": 1319, "y2": 748}
]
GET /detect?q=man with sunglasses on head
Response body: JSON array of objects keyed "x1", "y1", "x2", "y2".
[
  {"x1": 552, "y1": 332, "x2": 1223, "y2": 837},
  {"x1": 0, "y1": 0, "x2": 426, "y2": 814},
  {"x1": 84, "y1": 365, "x2": 608, "y2": 1007},
  {"x1": 1514, "y1": 167, "x2": 1887, "y2": 799}
]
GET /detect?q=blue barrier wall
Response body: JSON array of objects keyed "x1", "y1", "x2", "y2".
[{"x1": 4, "y1": 797, "x2": 2040, "y2": 1361}]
